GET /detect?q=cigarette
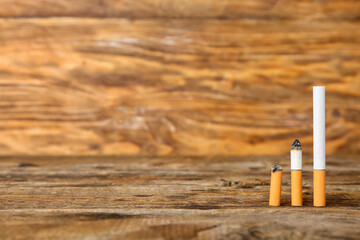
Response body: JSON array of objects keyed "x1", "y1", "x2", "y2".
[
  {"x1": 313, "y1": 86, "x2": 326, "y2": 207},
  {"x1": 269, "y1": 165, "x2": 282, "y2": 206},
  {"x1": 291, "y1": 139, "x2": 302, "y2": 206}
]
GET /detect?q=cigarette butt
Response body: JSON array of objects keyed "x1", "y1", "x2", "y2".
[
  {"x1": 291, "y1": 170, "x2": 303, "y2": 206},
  {"x1": 314, "y1": 170, "x2": 326, "y2": 207},
  {"x1": 269, "y1": 165, "x2": 282, "y2": 206},
  {"x1": 291, "y1": 139, "x2": 302, "y2": 206}
]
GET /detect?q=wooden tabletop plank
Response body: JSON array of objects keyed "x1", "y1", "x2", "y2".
[{"x1": 0, "y1": 155, "x2": 359, "y2": 239}]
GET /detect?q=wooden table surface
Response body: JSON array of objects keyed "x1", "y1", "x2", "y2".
[{"x1": 0, "y1": 155, "x2": 359, "y2": 239}]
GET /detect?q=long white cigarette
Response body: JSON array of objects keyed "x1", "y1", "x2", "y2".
[
  {"x1": 313, "y1": 86, "x2": 326, "y2": 170},
  {"x1": 313, "y1": 86, "x2": 326, "y2": 206}
]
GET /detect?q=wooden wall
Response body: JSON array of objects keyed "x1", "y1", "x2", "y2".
[{"x1": 0, "y1": 0, "x2": 359, "y2": 156}]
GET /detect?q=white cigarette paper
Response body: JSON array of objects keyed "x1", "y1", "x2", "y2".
[
  {"x1": 313, "y1": 86, "x2": 326, "y2": 170},
  {"x1": 291, "y1": 150, "x2": 302, "y2": 170}
]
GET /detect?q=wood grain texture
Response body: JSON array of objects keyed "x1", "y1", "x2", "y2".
[
  {"x1": 0, "y1": 1, "x2": 359, "y2": 156},
  {"x1": 0, "y1": 17, "x2": 359, "y2": 156},
  {"x1": 0, "y1": 0, "x2": 359, "y2": 20},
  {"x1": 0, "y1": 155, "x2": 359, "y2": 239}
]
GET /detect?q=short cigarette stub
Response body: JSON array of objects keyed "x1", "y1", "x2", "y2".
[
  {"x1": 314, "y1": 170, "x2": 326, "y2": 207},
  {"x1": 291, "y1": 139, "x2": 303, "y2": 206},
  {"x1": 269, "y1": 165, "x2": 282, "y2": 207}
]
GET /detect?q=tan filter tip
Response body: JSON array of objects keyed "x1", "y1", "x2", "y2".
[
  {"x1": 291, "y1": 170, "x2": 303, "y2": 206},
  {"x1": 269, "y1": 165, "x2": 283, "y2": 206},
  {"x1": 314, "y1": 170, "x2": 326, "y2": 207}
]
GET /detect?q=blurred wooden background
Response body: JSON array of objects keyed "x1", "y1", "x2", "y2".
[{"x1": 0, "y1": 0, "x2": 359, "y2": 156}]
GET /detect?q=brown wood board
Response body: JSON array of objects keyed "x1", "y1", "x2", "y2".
[
  {"x1": 0, "y1": 0, "x2": 359, "y2": 20},
  {"x1": 0, "y1": 18, "x2": 359, "y2": 156},
  {"x1": 0, "y1": 155, "x2": 359, "y2": 239}
]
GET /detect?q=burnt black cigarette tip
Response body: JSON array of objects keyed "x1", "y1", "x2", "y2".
[
  {"x1": 291, "y1": 139, "x2": 302, "y2": 150},
  {"x1": 272, "y1": 165, "x2": 282, "y2": 173}
]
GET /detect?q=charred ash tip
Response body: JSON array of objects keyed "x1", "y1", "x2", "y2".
[
  {"x1": 291, "y1": 139, "x2": 302, "y2": 150},
  {"x1": 271, "y1": 165, "x2": 282, "y2": 172}
]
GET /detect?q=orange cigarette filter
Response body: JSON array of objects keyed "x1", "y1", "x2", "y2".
[
  {"x1": 291, "y1": 171, "x2": 302, "y2": 206},
  {"x1": 269, "y1": 165, "x2": 282, "y2": 206},
  {"x1": 314, "y1": 170, "x2": 326, "y2": 207}
]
